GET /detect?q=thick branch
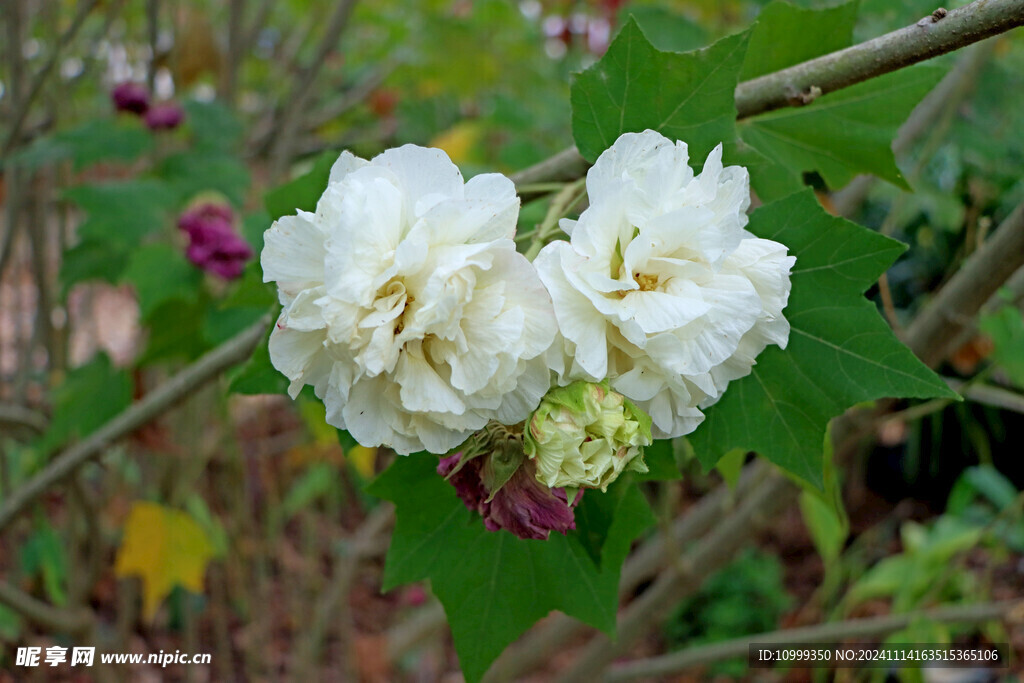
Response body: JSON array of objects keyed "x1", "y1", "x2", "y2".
[
  {"x1": 0, "y1": 317, "x2": 270, "y2": 533},
  {"x1": 905, "y1": 201, "x2": 1024, "y2": 367},
  {"x1": 607, "y1": 600, "x2": 1022, "y2": 680},
  {"x1": 512, "y1": 0, "x2": 1024, "y2": 189},
  {"x1": 735, "y1": 0, "x2": 1024, "y2": 118}
]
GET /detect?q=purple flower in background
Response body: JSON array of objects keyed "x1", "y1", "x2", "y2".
[
  {"x1": 111, "y1": 82, "x2": 150, "y2": 115},
  {"x1": 178, "y1": 203, "x2": 253, "y2": 280},
  {"x1": 438, "y1": 452, "x2": 579, "y2": 541},
  {"x1": 144, "y1": 102, "x2": 185, "y2": 131}
]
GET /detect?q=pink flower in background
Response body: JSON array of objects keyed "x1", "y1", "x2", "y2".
[
  {"x1": 437, "y1": 452, "x2": 579, "y2": 541},
  {"x1": 144, "y1": 102, "x2": 185, "y2": 131},
  {"x1": 111, "y1": 82, "x2": 150, "y2": 115},
  {"x1": 178, "y1": 203, "x2": 253, "y2": 280}
]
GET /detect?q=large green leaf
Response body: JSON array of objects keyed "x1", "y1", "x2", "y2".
[
  {"x1": 691, "y1": 191, "x2": 957, "y2": 485},
  {"x1": 264, "y1": 151, "x2": 336, "y2": 221},
  {"x1": 121, "y1": 244, "x2": 202, "y2": 319},
  {"x1": 156, "y1": 151, "x2": 251, "y2": 207},
  {"x1": 59, "y1": 239, "x2": 130, "y2": 296},
  {"x1": 571, "y1": 19, "x2": 749, "y2": 164},
  {"x1": 620, "y1": 6, "x2": 709, "y2": 53},
  {"x1": 4, "y1": 119, "x2": 153, "y2": 171},
  {"x1": 41, "y1": 354, "x2": 133, "y2": 452},
  {"x1": 368, "y1": 454, "x2": 653, "y2": 682},
  {"x1": 741, "y1": 0, "x2": 859, "y2": 80},
  {"x1": 740, "y1": 65, "x2": 945, "y2": 189},
  {"x1": 65, "y1": 181, "x2": 178, "y2": 247}
]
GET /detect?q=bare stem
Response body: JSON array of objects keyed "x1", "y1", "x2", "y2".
[
  {"x1": 510, "y1": 0, "x2": 1024, "y2": 188},
  {"x1": 734, "y1": 0, "x2": 1024, "y2": 119},
  {"x1": 0, "y1": 316, "x2": 270, "y2": 533},
  {"x1": 905, "y1": 201, "x2": 1024, "y2": 367}
]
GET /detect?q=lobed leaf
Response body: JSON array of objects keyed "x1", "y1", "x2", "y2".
[
  {"x1": 571, "y1": 18, "x2": 749, "y2": 165},
  {"x1": 369, "y1": 454, "x2": 653, "y2": 682},
  {"x1": 691, "y1": 190, "x2": 957, "y2": 486}
]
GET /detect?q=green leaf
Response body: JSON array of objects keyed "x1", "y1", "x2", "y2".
[
  {"x1": 19, "y1": 523, "x2": 68, "y2": 606},
  {"x1": 156, "y1": 151, "x2": 251, "y2": 207},
  {"x1": 727, "y1": 141, "x2": 804, "y2": 203},
  {"x1": 264, "y1": 151, "x2": 336, "y2": 221},
  {"x1": 741, "y1": 0, "x2": 860, "y2": 80},
  {"x1": 203, "y1": 305, "x2": 268, "y2": 347},
  {"x1": 121, "y1": 244, "x2": 202, "y2": 319},
  {"x1": 368, "y1": 454, "x2": 653, "y2": 682},
  {"x1": 42, "y1": 354, "x2": 133, "y2": 452},
  {"x1": 634, "y1": 439, "x2": 682, "y2": 481},
  {"x1": 980, "y1": 304, "x2": 1024, "y2": 388},
  {"x1": 57, "y1": 119, "x2": 154, "y2": 170},
  {"x1": 571, "y1": 19, "x2": 749, "y2": 164},
  {"x1": 3, "y1": 119, "x2": 153, "y2": 171},
  {"x1": 715, "y1": 448, "x2": 747, "y2": 489},
  {"x1": 740, "y1": 65, "x2": 946, "y2": 189},
  {"x1": 228, "y1": 321, "x2": 288, "y2": 395},
  {"x1": 184, "y1": 100, "x2": 243, "y2": 152},
  {"x1": 620, "y1": 6, "x2": 709, "y2": 53},
  {"x1": 799, "y1": 491, "x2": 846, "y2": 566},
  {"x1": 65, "y1": 180, "x2": 178, "y2": 247},
  {"x1": 691, "y1": 190, "x2": 957, "y2": 486},
  {"x1": 60, "y1": 239, "x2": 130, "y2": 296},
  {"x1": 138, "y1": 298, "x2": 210, "y2": 365}
]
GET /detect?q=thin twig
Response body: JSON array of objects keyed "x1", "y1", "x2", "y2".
[
  {"x1": 2, "y1": 0, "x2": 99, "y2": 156},
  {"x1": 293, "y1": 504, "x2": 395, "y2": 678},
  {"x1": 606, "y1": 600, "x2": 1023, "y2": 680},
  {"x1": 0, "y1": 580, "x2": 93, "y2": 633},
  {"x1": 0, "y1": 316, "x2": 271, "y2": 533},
  {"x1": 269, "y1": 0, "x2": 360, "y2": 179}
]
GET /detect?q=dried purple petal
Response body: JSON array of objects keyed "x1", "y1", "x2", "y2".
[
  {"x1": 438, "y1": 451, "x2": 580, "y2": 541},
  {"x1": 177, "y1": 203, "x2": 253, "y2": 280},
  {"x1": 485, "y1": 460, "x2": 578, "y2": 540},
  {"x1": 144, "y1": 102, "x2": 185, "y2": 131},
  {"x1": 111, "y1": 82, "x2": 150, "y2": 115}
]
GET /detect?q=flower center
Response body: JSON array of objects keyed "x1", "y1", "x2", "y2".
[{"x1": 635, "y1": 272, "x2": 659, "y2": 291}]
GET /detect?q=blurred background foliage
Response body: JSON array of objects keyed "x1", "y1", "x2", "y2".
[{"x1": 2, "y1": 0, "x2": 1024, "y2": 679}]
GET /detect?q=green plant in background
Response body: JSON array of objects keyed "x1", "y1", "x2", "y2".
[{"x1": 663, "y1": 549, "x2": 793, "y2": 677}]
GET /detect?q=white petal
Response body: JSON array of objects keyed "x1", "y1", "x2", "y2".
[
  {"x1": 371, "y1": 145, "x2": 465, "y2": 217},
  {"x1": 328, "y1": 150, "x2": 370, "y2": 185},
  {"x1": 262, "y1": 211, "x2": 324, "y2": 287}
]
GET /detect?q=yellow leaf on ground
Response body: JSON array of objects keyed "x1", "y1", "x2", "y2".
[{"x1": 114, "y1": 501, "x2": 215, "y2": 619}]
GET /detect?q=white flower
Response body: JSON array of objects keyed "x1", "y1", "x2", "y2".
[
  {"x1": 535, "y1": 130, "x2": 794, "y2": 439},
  {"x1": 262, "y1": 145, "x2": 557, "y2": 454}
]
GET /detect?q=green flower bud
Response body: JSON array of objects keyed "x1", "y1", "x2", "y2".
[{"x1": 524, "y1": 381, "x2": 652, "y2": 491}]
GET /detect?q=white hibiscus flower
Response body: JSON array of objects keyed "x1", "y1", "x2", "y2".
[
  {"x1": 535, "y1": 130, "x2": 795, "y2": 439},
  {"x1": 262, "y1": 145, "x2": 557, "y2": 454}
]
